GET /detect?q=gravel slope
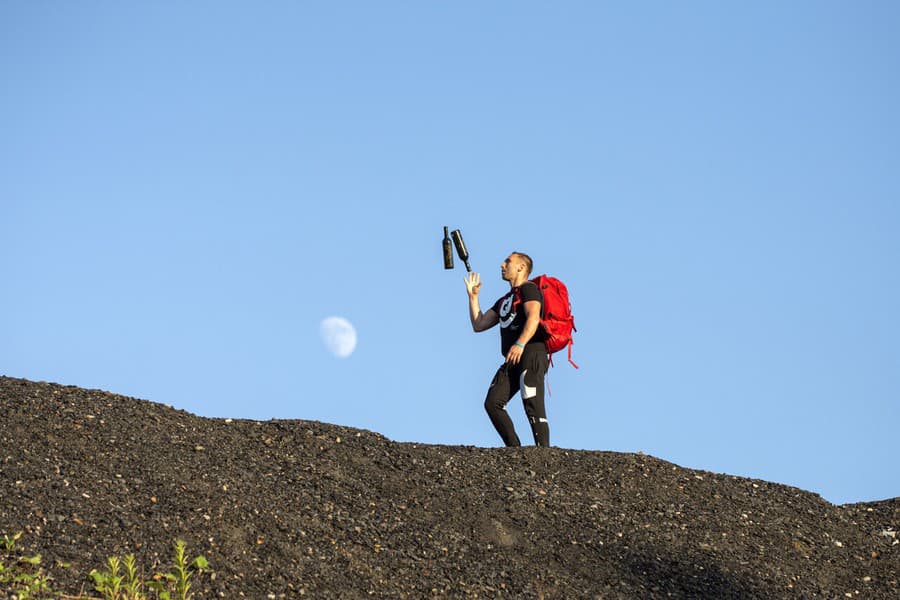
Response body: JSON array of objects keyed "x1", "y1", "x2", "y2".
[{"x1": 1, "y1": 376, "x2": 897, "y2": 598}]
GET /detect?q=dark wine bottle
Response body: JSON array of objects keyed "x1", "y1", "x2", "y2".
[
  {"x1": 451, "y1": 229, "x2": 471, "y2": 272},
  {"x1": 442, "y1": 226, "x2": 454, "y2": 269}
]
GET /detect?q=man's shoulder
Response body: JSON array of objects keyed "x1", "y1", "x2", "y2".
[{"x1": 518, "y1": 280, "x2": 542, "y2": 302}]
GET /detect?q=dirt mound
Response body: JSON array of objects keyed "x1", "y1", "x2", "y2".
[{"x1": 1, "y1": 376, "x2": 897, "y2": 598}]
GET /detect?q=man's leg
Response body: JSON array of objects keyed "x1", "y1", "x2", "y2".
[
  {"x1": 484, "y1": 365, "x2": 521, "y2": 447},
  {"x1": 520, "y1": 351, "x2": 550, "y2": 446}
]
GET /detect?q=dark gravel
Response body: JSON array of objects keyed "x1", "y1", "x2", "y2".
[{"x1": 1, "y1": 376, "x2": 897, "y2": 598}]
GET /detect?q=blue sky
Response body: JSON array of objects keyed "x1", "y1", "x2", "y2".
[{"x1": 2, "y1": 2, "x2": 898, "y2": 505}]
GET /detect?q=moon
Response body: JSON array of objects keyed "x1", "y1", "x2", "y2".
[{"x1": 319, "y1": 316, "x2": 358, "y2": 358}]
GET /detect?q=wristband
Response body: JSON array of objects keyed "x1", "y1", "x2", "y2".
[{"x1": 514, "y1": 342, "x2": 526, "y2": 349}]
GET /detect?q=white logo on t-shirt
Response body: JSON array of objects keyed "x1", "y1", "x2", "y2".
[{"x1": 499, "y1": 294, "x2": 516, "y2": 329}]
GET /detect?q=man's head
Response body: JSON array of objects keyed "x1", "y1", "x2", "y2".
[{"x1": 500, "y1": 252, "x2": 533, "y2": 284}]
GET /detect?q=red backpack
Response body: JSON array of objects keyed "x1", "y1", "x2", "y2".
[{"x1": 520, "y1": 275, "x2": 578, "y2": 368}]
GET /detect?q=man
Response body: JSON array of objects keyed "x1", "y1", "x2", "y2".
[{"x1": 465, "y1": 252, "x2": 550, "y2": 447}]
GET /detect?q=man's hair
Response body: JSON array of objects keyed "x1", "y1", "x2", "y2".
[{"x1": 513, "y1": 252, "x2": 533, "y2": 276}]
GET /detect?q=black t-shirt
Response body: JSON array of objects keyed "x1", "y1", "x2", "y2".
[{"x1": 491, "y1": 281, "x2": 546, "y2": 356}]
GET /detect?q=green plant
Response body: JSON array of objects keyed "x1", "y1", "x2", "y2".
[
  {"x1": 1, "y1": 531, "x2": 55, "y2": 599},
  {"x1": 148, "y1": 540, "x2": 208, "y2": 600},
  {"x1": 0, "y1": 551, "x2": 54, "y2": 599},
  {"x1": 91, "y1": 553, "x2": 146, "y2": 599},
  {"x1": 2, "y1": 530, "x2": 23, "y2": 552},
  {"x1": 123, "y1": 553, "x2": 143, "y2": 599},
  {"x1": 91, "y1": 540, "x2": 209, "y2": 600},
  {"x1": 90, "y1": 555, "x2": 124, "y2": 599},
  {"x1": 0, "y1": 531, "x2": 211, "y2": 600}
]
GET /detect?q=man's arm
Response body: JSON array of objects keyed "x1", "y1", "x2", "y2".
[
  {"x1": 472, "y1": 307, "x2": 499, "y2": 332},
  {"x1": 516, "y1": 300, "x2": 542, "y2": 346},
  {"x1": 465, "y1": 272, "x2": 500, "y2": 332}
]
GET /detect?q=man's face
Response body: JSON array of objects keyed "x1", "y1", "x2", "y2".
[{"x1": 500, "y1": 254, "x2": 522, "y2": 281}]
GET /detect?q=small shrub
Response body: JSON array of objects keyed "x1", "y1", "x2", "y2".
[
  {"x1": 90, "y1": 555, "x2": 124, "y2": 599},
  {"x1": 148, "y1": 540, "x2": 209, "y2": 600},
  {"x1": 93, "y1": 539, "x2": 210, "y2": 600},
  {"x1": 2, "y1": 531, "x2": 22, "y2": 552},
  {"x1": 0, "y1": 533, "x2": 55, "y2": 599},
  {"x1": 1, "y1": 531, "x2": 210, "y2": 600}
]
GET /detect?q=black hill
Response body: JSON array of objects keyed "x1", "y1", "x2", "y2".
[{"x1": 1, "y1": 376, "x2": 897, "y2": 598}]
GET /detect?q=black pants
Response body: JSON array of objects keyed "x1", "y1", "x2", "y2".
[{"x1": 484, "y1": 347, "x2": 550, "y2": 447}]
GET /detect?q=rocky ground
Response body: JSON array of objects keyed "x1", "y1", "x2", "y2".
[{"x1": 0, "y1": 376, "x2": 897, "y2": 598}]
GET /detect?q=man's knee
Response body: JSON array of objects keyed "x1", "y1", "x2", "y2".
[{"x1": 484, "y1": 393, "x2": 508, "y2": 415}]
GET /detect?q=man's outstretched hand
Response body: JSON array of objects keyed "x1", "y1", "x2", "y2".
[{"x1": 465, "y1": 272, "x2": 482, "y2": 298}]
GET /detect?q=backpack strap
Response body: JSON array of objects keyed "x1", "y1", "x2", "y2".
[{"x1": 567, "y1": 340, "x2": 579, "y2": 369}]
